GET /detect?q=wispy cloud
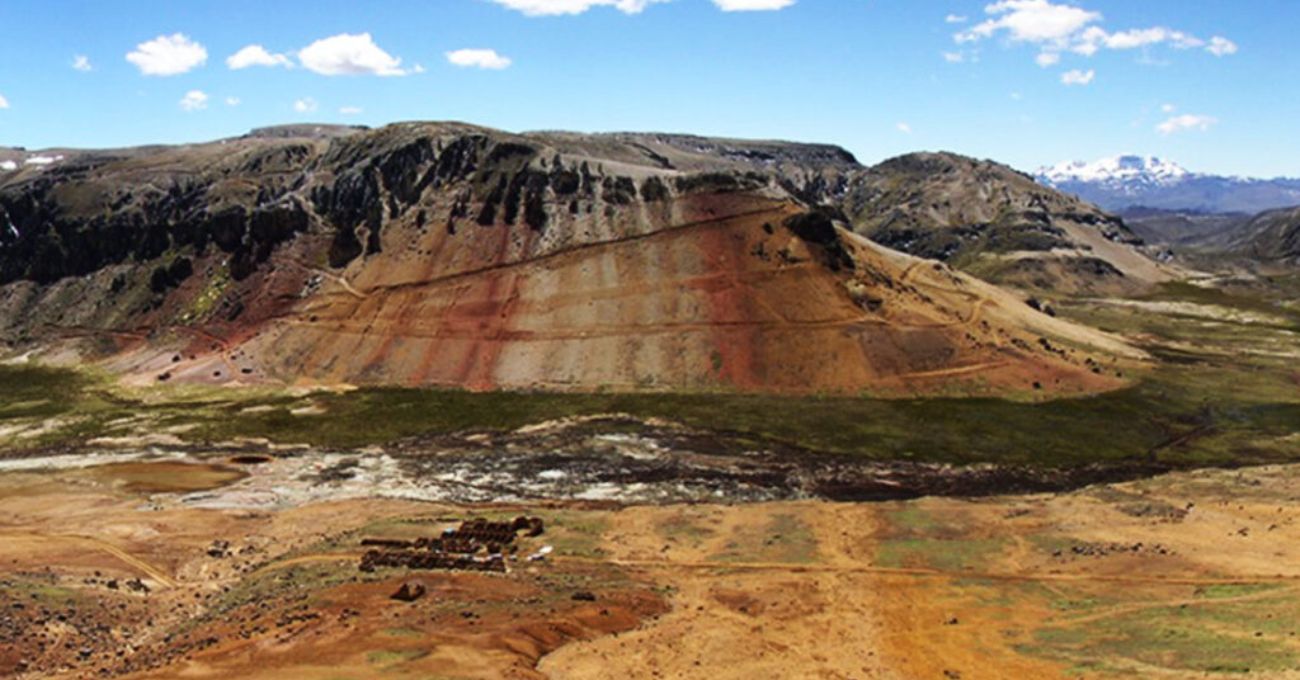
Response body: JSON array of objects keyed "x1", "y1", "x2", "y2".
[
  {"x1": 713, "y1": 0, "x2": 795, "y2": 10},
  {"x1": 1208, "y1": 36, "x2": 1238, "y2": 56},
  {"x1": 896, "y1": 122, "x2": 913, "y2": 134},
  {"x1": 1060, "y1": 68, "x2": 1095, "y2": 86},
  {"x1": 293, "y1": 97, "x2": 318, "y2": 113},
  {"x1": 489, "y1": 0, "x2": 669, "y2": 16},
  {"x1": 339, "y1": 106, "x2": 363, "y2": 115},
  {"x1": 490, "y1": 0, "x2": 792, "y2": 14},
  {"x1": 72, "y1": 55, "x2": 93, "y2": 72},
  {"x1": 1157, "y1": 113, "x2": 1216, "y2": 135}
]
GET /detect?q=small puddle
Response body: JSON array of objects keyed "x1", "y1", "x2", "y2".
[
  {"x1": 81, "y1": 461, "x2": 248, "y2": 494},
  {"x1": 228, "y1": 454, "x2": 273, "y2": 465}
]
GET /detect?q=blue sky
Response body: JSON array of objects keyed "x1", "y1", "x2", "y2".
[{"x1": 0, "y1": 0, "x2": 1295, "y2": 177}]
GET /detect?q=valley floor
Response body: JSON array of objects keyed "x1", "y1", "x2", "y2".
[
  {"x1": 1, "y1": 278, "x2": 1298, "y2": 678},
  {"x1": 6, "y1": 457, "x2": 1300, "y2": 678}
]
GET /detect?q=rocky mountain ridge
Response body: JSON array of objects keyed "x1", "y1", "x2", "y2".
[
  {"x1": 844, "y1": 152, "x2": 1169, "y2": 294},
  {"x1": 1233, "y1": 205, "x2": 1300, "y2": 265},
  {"x1": 0, "y1": 122, "x2": 1138, "y2": 395}
]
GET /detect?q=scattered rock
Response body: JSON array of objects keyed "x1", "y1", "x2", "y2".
[{"x1": 391, "y1": 581, "x2": 427, "y2": 603}]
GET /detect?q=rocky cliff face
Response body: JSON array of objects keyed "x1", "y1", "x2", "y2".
[{"x1": 0, "y1": 123, "x2": 1137, "y2": 395}]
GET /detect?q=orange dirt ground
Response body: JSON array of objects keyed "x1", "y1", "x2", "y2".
[{"x1": 6, "y1": 460, "x2": 1300, "y2": 679}]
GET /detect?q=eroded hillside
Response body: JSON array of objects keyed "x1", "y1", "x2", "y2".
[{"x1": 0, "y1": 123, "x2": 1138, "y2": 395}]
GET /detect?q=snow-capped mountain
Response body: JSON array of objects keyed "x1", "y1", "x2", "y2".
[
  {"x1": 1036, "y1": 155, "x2": 1300, "y2": 214},
  {"x1": 1039, "y1": 155, "x2": 1190, "y2": 189}
]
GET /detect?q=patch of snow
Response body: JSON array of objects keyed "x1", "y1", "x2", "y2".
[
  {"x1": 0, "y1": 160, "x2": 17, "y2": 172},
  {"x1": 24, "y1": 154, "x2": 64, "y2": 166}
]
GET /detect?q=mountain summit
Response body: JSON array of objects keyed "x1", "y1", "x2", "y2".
[
  {"x1": 1039, "y1": 156, "x2": 1191, "y2": 189},
  {"x1": 1037, "y1": 156, "x2": 1300, "y2": 214}
]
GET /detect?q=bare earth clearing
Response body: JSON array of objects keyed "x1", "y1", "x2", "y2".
[{"x1": 6, "y1": 451, "x2": 1300, "y2": 679}]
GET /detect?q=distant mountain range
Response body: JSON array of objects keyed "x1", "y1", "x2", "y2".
[{"x1": 1037, "y1": 156, "x2": 1300, "y2": 214}]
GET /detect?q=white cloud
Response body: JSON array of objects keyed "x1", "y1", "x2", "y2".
[
  {"x1": 957, "y1": 0, "x2": 1100, "y2": 45},
  {"x1": 490, "y1": 0, "x2": 791, "y2": 15},
  {"x1": 72, "y1": 55, "x2": 93, "y2": 72},
  {"x1": 945, "y1": 14, "x2": 967, "y2": 24},
  {"x1": 942, "y1": 51, "x2": 965, "y2": 63},
  {"x1": 1157, "y1": 113, "x2": 1216, "y2": 135},
  {"x1": 227, "y1": 44, "x2": 293, "y2": 70},
  {"x1": 1060, "y1": 68, "x2": 1095, "y2": 86},
  {"x1": 339, "y1": 106, "x2": 363, "y2": 115},
  {"x1": 225, "y1": 96, "x2": 241, "y2": 107},
  {"x1": 489, "y1": 0, "x2": 669, "y2": 16},
  {"x1": 298, "y1": 33, "x2": 412, "y2": 76},
  {"x1": 1074, "y1": 26, "x2": 1203, "y2": 54},
  {"x1": 179, "y1": 90, "x2": 209, "y2": 111},
  {"x1": 896, "y1": 122, "x2": 913, "y2": 134},
  {"x1": 955, "y1": 1, "x2": 1236, "y2": 66},
  {"x1": 713, "y1": 0, "x2": 795, "y2": 10},
  {"x1": 0, "y1": 94, "x2": 8, "y2": 109},
  {"x1": 446, "y1": 48, "x2": 513, "y2": 70},
  {"x1": 126, "y1": 33, "x2": 207, "y2": 76},
  {"x1": 1010, "y1": 91, "x2": 1023, "y2": 100},
  {"x1": 293, "y1": 97, "x2": 318, "y2": 113},
  {"x1": 1161, "y1": 103, "x2": 1176, "y2": 113},
  {"x1": 1208, "y1": 36, "x2": 1238, "y2": 56}
]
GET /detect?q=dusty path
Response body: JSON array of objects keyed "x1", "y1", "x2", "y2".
[
  {"x1": 0, "y1": 531, "x2": 178, "y2": 589},
  {"x1": 284, "y1": 257, "x2": 370, "y2": 300},
  {"x1": 891, "y1": 359, "x2": 1010, "y2": 382},
  {"x1": 556, "y1": 554, "x2": 1300, "y2": 586}
]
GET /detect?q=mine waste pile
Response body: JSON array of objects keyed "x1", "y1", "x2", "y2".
[{"x1": 359, "y1": 516, "x2": 546, "y2": 574}]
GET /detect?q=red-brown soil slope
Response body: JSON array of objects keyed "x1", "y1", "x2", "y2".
[{"x1": 0, "y1": 123, "x2": 1137, "y2": 395}]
